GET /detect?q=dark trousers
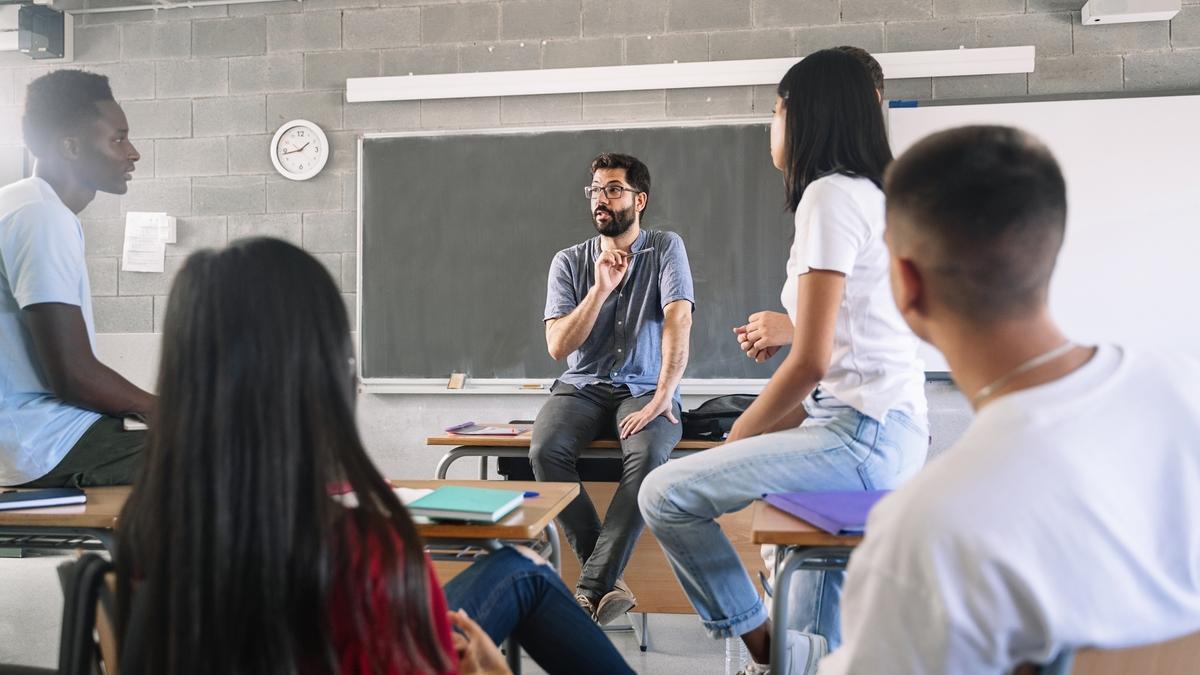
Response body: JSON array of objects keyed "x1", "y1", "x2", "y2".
[
  {"x1": 444, "y1": 547, "x2": 633, "y2": 674},
  {"x1": 529, "y1": 382, "x2": 682, "y2": 600},
  {"x1": 19, "y1": 415, "x2": 145, "y2": 488}
]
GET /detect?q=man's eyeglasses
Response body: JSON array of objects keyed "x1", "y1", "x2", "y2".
[{"x1": 584, "y1": 185, "x2": 641, "y2": 200}]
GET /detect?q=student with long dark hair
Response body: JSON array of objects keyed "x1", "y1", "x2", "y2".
[
  {"x1": 640, "y1": 49, "x2": 929, "y2": 675},
  {"x1": 115, "y1": 238, "x2": 631, "y2": 675}
]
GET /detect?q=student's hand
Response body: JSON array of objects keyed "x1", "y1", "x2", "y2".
[
  {"x1": 734, "y1": 311, "x2": 793, "y2": 357},
  {"x1": 734, "y1": 324, "x2": 781, "y2": 362},
  {"x1": 619, "y1": 396, "x2": 678, "y2": 439},
  {"x1": 593, "y1": 250, "x2": 629, "y2": 296},
  {"x1": 746, "y1": 344, "x2": 781, "y2": 364},
  {"x1": 449, "y1": 610, "x2": 512, "y2": 675}
]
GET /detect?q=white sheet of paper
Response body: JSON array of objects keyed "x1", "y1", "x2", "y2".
[
  {"x1": 122, "y1": 212, "x2": 172, "y2": 272},
  {"x1": 331, "y1": 488, "x2": 435, "y2": 523}
]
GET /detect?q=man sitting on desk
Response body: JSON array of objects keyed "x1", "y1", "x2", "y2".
[
  {"x1": 533, "y1": 152, "x2": 694, "y2": 625},
  {"x1": 821, "y1": 126, "x2": 1200, "y2": 673},
  {"x1": 0, "y1": 71, "x2": 153, "y2": 488}
]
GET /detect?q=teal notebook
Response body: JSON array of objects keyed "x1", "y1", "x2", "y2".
[{"x1": 407, "y1": 486, "x2": 524, "y2": 523}]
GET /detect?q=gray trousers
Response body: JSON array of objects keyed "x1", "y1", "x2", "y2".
[{"x1": 530, "y1": 382, "x2": 682, "y2": 601}]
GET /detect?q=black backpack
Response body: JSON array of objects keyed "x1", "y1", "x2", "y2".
[{"x1": 681, "y1": 394, "x2": 757, "y2": 441}]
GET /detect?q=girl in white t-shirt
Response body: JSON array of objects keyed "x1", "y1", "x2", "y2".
[{"x1": 639, "y1": 48, "x2": 929, "y2": 675}]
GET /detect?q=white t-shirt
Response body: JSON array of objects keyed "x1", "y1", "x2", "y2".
[
  {"x1": 821, "y1": 345, "x2": 1200, "y2": 675},
  {"x1": 0, "y1": 177, "x2": 102, "y2": 485},
  {"x1": 781, "y1": 173, "x2": 926, "y2": 423}
]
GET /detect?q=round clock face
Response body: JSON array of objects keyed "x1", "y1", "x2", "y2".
[{"x1": 270, "y1": 120, "x2": 329, "y2": 181}]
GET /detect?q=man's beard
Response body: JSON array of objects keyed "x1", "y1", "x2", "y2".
[{"x1": 593, "y1": 204, "x2": 636, "y2": 237}]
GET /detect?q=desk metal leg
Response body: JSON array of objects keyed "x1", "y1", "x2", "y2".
[
  {"x1": 545, "y1": 520, "x2": 561, "y2": 573},
  {"x1": 478, "y1": 455, "x2": 488, "y2": 479},
  {"x1": 435, "y1": 452, "x2": 458, "y2": 479},
  {"x1": 771, "y1": 548, "x2": 809, "y2": 675}
]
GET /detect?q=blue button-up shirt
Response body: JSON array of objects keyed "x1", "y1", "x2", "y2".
[{"x1": 544, "y1": 229, "x2": 695, "y2": 401}]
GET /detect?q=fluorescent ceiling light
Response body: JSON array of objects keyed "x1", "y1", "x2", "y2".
[{"x1": 347, "y1": 46, "x2": 1036, "y2": 104}]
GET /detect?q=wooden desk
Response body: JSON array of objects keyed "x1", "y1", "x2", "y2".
[
  {"x1": 0, "y1": 481, "x2": 578, "y2": 564},
  {"x1": 1, "y1": 481, "x2": 574, "y2": 675},
  {"x1": 427, "y1": 428, "x2": 762, "y2": 618},
  {"x1": 427, "y1": 425, "x2": 720, "y2": 479},
  {"x1": 0, "y1": 486, "x2": 126, "y2": 551},
  {"x1": 751, "y1": 501, "x2": 863, "y2": 675}
]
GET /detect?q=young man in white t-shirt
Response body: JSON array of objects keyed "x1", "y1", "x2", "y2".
[
  {"x1": 0, "y1": 70, "x2": 154, "y2": 487},
  {"x1": 820, "y1": 126, "x2": 1200, "y2": 674}
]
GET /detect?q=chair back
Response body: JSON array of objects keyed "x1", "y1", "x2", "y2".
[{"x1": 56, "y1": 553, "x2": 117, "y2": 675}]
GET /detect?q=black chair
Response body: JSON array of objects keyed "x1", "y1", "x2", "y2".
[{"x1": 54, "y1": 553, "x2": 117, "y2": 675}]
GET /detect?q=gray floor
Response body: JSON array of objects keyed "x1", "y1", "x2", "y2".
[{"x1": 0, "y1": 551, "x2": 736, "y2": 674}]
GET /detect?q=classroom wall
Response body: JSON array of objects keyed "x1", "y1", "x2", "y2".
[{"x1": 1, "y1": 0, "x2": 1197, "y2": 477}]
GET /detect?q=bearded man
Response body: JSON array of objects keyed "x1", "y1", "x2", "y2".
[{"x1": 532, "y1": 152, "x2": 695, "y2": 625}]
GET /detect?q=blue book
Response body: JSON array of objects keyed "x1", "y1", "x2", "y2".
[
  {"x1": 762, "y1": 491, "x2": 890, "y2": 536},
  {"x1": 407, "y1": 486, "x2": 524, "y2": 523},
  {"x1": 0, "y1": 488, "x2": 87, "y2": 511}
]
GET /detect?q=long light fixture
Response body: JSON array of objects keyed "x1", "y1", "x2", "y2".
[{"x1": 346, "y1": 46, "x2": 1035, "y2": 103}]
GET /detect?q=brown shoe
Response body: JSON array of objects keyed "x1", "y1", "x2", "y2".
[
  {"x1": 594, "y1": 578, "x2": 636, "y2": 626},
  {"x1": 574, "y1": 593, "x2": 596, "y2": 619}
]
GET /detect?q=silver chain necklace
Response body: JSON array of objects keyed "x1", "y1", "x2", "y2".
[{"x1": 971, "y1": 340, "x2": 1075, "y2": 405}]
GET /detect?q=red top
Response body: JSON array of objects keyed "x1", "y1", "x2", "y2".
[{"x1": 327, "y1": 520, "x2": 459, "y2": 674}]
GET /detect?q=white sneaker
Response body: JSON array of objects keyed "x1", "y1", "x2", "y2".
[{"x1": 736, "y1": 631, "x2": 828, "y2": 675}]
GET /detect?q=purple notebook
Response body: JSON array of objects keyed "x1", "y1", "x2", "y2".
[{"x1": 762, "y1": 491, "x2": 890, "y2": 536}]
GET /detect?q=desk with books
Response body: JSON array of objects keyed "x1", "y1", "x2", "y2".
[
  {"x1": 0, "y1": 481, "x2": 575, "y2": 565},
  {"x1": 427, "y1": 424, "x2": 721, "y2": 479},
  {"x1": 1, "y1": 480, "x2": 577, "y2": 674},
  {"x1": 751, "y1": 500, "x2": 863, "y2": 675}
]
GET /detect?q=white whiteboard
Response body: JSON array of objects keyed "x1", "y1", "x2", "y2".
[{"x1": 888, "y1": 94, "x2": 1200, "y2": 371}]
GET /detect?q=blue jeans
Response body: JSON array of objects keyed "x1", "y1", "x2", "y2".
[
  {"x1": 443, "y1": 546, "x2": 634, "y2": 674},
  {"x1": 638, "y1": 393, "x2": 928, "y2": 645}
]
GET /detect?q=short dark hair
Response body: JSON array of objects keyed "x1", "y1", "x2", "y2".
[
  {"x1": 590, "y1": 152, "x2": 651, "y2": 214},
  {"x1": 22, "y1": 70, "x2": 115, "y2": 158},
  {"x1": 884, "y1": 125, "x2": 1068, "y2": 323},
  {"x1": 776, "y1": 49, "x2": 893, "y2": 211},
  {"x1": 835, "y1": 45, "x2": 884, "y2": 94}
]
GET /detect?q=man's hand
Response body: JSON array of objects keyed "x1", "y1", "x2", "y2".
[
  {"x1": 619, "y1": 396, "x2": 678, "y2": 439},
  {"x1": 734, "y1": 311, "x2": 793, "y2": 363},
  {"x1": 449, "y1": 610, "x2": 512, "y2": 675},
  {"x1": 593, "y1": 250, "x2": 629, "y2": 296}
]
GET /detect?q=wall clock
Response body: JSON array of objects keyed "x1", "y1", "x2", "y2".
[{"x1": 270, "y1": 119, "x2": 329, "y2": 181}]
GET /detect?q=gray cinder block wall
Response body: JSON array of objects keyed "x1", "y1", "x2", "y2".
[{"x1": 0, "y1": 0, "x2": 1196, "y2": 476}]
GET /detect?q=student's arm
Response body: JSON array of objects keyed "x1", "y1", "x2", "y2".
[
  {"x1": 545, "y1": 250, "x2": 627, "y2": 360},
  {"x1": 22, "y1": 303, "x2": 156, "y2": 419},
  {"x1": 726, "y1": 270, "x2": 842, "y2": 442},
  {"x1": 618, "y1": 299, "x2": 691, "y2": 439}
]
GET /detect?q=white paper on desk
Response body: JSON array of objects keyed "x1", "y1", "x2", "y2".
[{"x1": 331, "y1": 488, "x2": 434, "y2": 523}]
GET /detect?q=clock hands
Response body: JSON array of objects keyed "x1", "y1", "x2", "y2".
[{"x1": 281, "y1": 141, "x2": 312, "y2": 156}]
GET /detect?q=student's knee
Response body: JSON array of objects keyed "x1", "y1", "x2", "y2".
[
  {"x1": 637, "y1": 463, "x2": 686, "y2": 528},
  {"x1": 528, "y1": 434, "x2": 572, "y2": 474}
]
